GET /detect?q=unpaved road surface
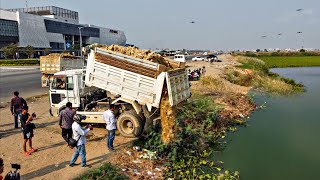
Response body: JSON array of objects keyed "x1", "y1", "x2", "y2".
[{"x1": 0, "y1": 96, "x2": 133, "y2": 180}]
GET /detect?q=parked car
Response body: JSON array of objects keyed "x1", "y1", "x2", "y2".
[
  {"x1": 192, "y1": 56, "x2": 205, "y2": 61},
  {"x1": 207, "y1": 55, "x2": 221, "y2": 62}
]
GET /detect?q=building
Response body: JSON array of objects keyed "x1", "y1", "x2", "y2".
[{"x1": 0, "y1": 6, "x2": 127, "y2": 57}]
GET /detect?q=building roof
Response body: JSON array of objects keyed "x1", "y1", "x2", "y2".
[{"x1": 5, "y1": 6, "x2": 79, "y2": 20}]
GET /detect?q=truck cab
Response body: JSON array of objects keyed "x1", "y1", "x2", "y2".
[
  {"x1": 49, "y1": 69, "x2": 84, "y2": 116},
  {"x1": 49, "y1": 69, "x2": 104, "y2": 117}
]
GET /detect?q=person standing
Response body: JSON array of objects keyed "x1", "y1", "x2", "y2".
[
  {"x1": 10, "y1": 91, "x2": 27, "y2": 129},
  {"x1": 58, "y1": 102, "x2": 75, "y2": 146},
  {"x1": 103, "y1": 104, "x2": 117, "y2": 151},
  {"x1": 20, "y1": 105, "x2": 36, "y2": 156},
  {"x1": 202, "y1": 66, "x2": 206, "y2": 76},
  {"x1": 69, "y1": 114, "x2": 92, "y2": 168}
]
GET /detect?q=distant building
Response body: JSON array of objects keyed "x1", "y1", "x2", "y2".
[{"x1": 0, "y1": 6, "x2": 126, "y2": 57}]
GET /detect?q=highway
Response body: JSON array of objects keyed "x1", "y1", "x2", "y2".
[{"x1": 0, "y1": 66, "x2": 48, "y2": 106}]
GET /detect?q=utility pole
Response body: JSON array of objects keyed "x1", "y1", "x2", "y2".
[{"x1": 25, "y1": 0, "x2": 28, "y2": 9}]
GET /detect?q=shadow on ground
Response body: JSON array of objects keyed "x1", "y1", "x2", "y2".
[{"x1": 20, "y1": 153, "x2": 111, "y2": 179}]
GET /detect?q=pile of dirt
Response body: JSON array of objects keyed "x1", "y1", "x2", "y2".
[
  {"x1": 216, "y1": 93, "x2": 256, "y2": 122},
  {"x1": 43, "y1": 53, "x2": 78, "y2": 59},
  {"x1": 160, "y1": 95, "x2": 176, "y2": 144},
  {"x1": 110, "y1": 148, "x2": 166, "y2": 179},
  {"x1": 98, "y1": 44, "x2": 179, "y2": 69}
]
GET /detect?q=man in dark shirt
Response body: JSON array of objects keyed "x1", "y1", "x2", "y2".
[
  {"x1": 20, "y1": 105, "x2": 36, "y2": 156},
  {"x1": 10, "y1": 91, "x2": 27, "y2": 129},
  {"x1": 59, "y1": 102, "x2": 75, "y2": 146}
]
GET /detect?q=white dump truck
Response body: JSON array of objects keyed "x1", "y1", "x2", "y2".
[
  {"x1": 40, "y1": 54, "x2": 84, "y2": 87},
  {"x1": 49, "y1": 48, "x2": 190, "y2": 137}
]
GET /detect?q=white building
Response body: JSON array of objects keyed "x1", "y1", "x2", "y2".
[{"x1": 0, "y1": 6, "x2": 126, "y2": 56}]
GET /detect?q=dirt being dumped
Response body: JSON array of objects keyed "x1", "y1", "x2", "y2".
[
  {"x1": 95, "y1": 44, "x2": 182, "y2": 69},
  {"x1": 160, "y1": 95, "x2": 176, "y2": 144}
]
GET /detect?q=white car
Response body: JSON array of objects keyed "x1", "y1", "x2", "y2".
[{"x1": 192, "y1": 56, "x2": 205, "y2": 61}]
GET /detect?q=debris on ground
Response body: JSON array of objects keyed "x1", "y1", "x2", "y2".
[
  {"x1": 216, "y1": 93, "x2": 256, "y2": 122},
  {"x1": 110, "y1": 148, "x2": 166, "y2": 180}
]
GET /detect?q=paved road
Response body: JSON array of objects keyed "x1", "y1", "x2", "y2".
[{"x1": 0, "y1": 66, "x2": 48, "y2": 106}]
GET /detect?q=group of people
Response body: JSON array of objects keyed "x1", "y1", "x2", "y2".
[
  {"x1": 59, "y1": 102, "x2": 117, "y2": 167},
  {"x1": 10, "y1": 91, "x2": 36, "y2": 157},
  {"x1": 188, "y1": 66, "x2": 206, "y2": 81},
  {"x1": 8, "y1": 90, "x2": 118, "y2": 170}
]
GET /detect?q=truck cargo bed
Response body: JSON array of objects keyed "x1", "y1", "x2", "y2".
[{"x1": 85, "y1": 48, "x2": 190, "y2": 110}]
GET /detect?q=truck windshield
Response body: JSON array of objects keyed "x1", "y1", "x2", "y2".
[
  {"x1": 51, "y1": 76, "x2": 74, "y2": 90},
  {"x1": 52, "y1": 77, "x2": 66, "y2": 90}
]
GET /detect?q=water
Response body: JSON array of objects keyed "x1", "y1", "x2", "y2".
[{"x1": 215, "y1": 67, "x2": 320, "y2": 180}]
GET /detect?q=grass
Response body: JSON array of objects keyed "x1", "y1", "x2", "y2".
[
  {"x1": 196, "y1": 76, "x2": 227, "y2": 93},
  {"x1": 259, "y1": 56, "x2": 320, "y2": 68},
  {"x1": 0, "y1": 59, "x2": 39, "y2": 66},
  {"x1": 75, "y1": 162, "x2": 128, "y2": 180},
  {"x1": 224, "y1": 56, "x2": 305, "y2": 96}
]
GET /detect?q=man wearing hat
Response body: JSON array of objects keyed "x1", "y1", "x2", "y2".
[{"x1": 69, "y1": 114, "x2": 92, "y2": 168}]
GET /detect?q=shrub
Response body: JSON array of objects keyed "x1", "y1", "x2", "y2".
[
  {"x1": 75, "y1": 162, "x2": 128, "y2": 180},
  {"x1": 0, "y1": 59, "x2": 39, "y2": 66}
]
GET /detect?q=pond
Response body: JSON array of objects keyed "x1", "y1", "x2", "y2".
[{"x1": 215, "y1": 67, "x2": 320, "y2": 180}]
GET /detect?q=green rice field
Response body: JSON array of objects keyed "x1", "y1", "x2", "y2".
[{"x1": 260, "y1": 56, "x2": 320, "y2": 68}]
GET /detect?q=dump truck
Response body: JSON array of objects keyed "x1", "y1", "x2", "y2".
[
  {"x1": 49, "y1": 47, "x2": 191, "y2": 137},
  {"x1": 40, "y1": 54, "x2": 84, "y2": 87}
]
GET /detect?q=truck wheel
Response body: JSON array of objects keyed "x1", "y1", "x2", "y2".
[{"x1": 117, "y1": 110, "x2": 143, "y2": 137}]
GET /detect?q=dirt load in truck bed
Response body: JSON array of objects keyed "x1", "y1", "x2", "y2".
[{"x1": 94, "y1": 44, "x2": 184, "y2": 70}]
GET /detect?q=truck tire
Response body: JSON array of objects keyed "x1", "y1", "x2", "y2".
[{"x1": 117, "y1": 110, "x2": 144, "y2": 137}]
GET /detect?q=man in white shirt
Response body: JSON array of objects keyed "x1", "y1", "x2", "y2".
[
  {"x1": 69, "y1": 114, "x2": 92, "y2": 168},
  {"x1": 103, "y1": 104, "x2": 117, "y2": 151}
]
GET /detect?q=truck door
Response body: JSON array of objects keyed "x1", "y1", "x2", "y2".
[{"x1": 49, "y1": 75, "x2": 78, "y2": 116}]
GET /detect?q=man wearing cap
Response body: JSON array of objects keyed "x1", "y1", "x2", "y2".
[
  {"x1": 69, "y1": 114, "x2": 92, "y2": 168},
  {"x1": 20, "y1": 105, "x2": 37, "y2": 156},
  {"x1": 10, "y1": 91, "x2": 27, "y2": 129}
]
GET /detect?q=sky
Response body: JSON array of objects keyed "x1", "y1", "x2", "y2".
[{"x1": 1, "y1": 0, "x2": 320, "y2": 50}]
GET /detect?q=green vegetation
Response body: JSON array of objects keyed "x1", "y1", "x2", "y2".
[
  {"x1": 24, "y1": 45, "x2": 35, "y2": 58},
  {"x1": 1, "y1": 43, "x2": 19, "y2": 59},
  {"x1": 225, "y1": 56, "x2": 304, "y2": 95},
  {"x1": 75, "y1": 162, "x2": 128, "y2": 180},
  {"x1": 0, "y1": 59, "x2": 39, "y2": 66},
  {"x1": 239, "y1": 51, "x2": 320, "y2": 57},
  {"x1": 139, "y1": 95, "x2": 242, "y2": 179},
  {"x1": 259, "y1": 56, "x2": 320, "y2": 68}
]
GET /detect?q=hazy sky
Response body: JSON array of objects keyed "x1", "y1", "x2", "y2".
[{"x1": 1, "y1": 0, "x2": 320, "y2": 50}]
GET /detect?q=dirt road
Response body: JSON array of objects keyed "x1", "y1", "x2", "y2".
[{"x1": 0, "y1": 96, "x2": 134, "y2": 180}]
